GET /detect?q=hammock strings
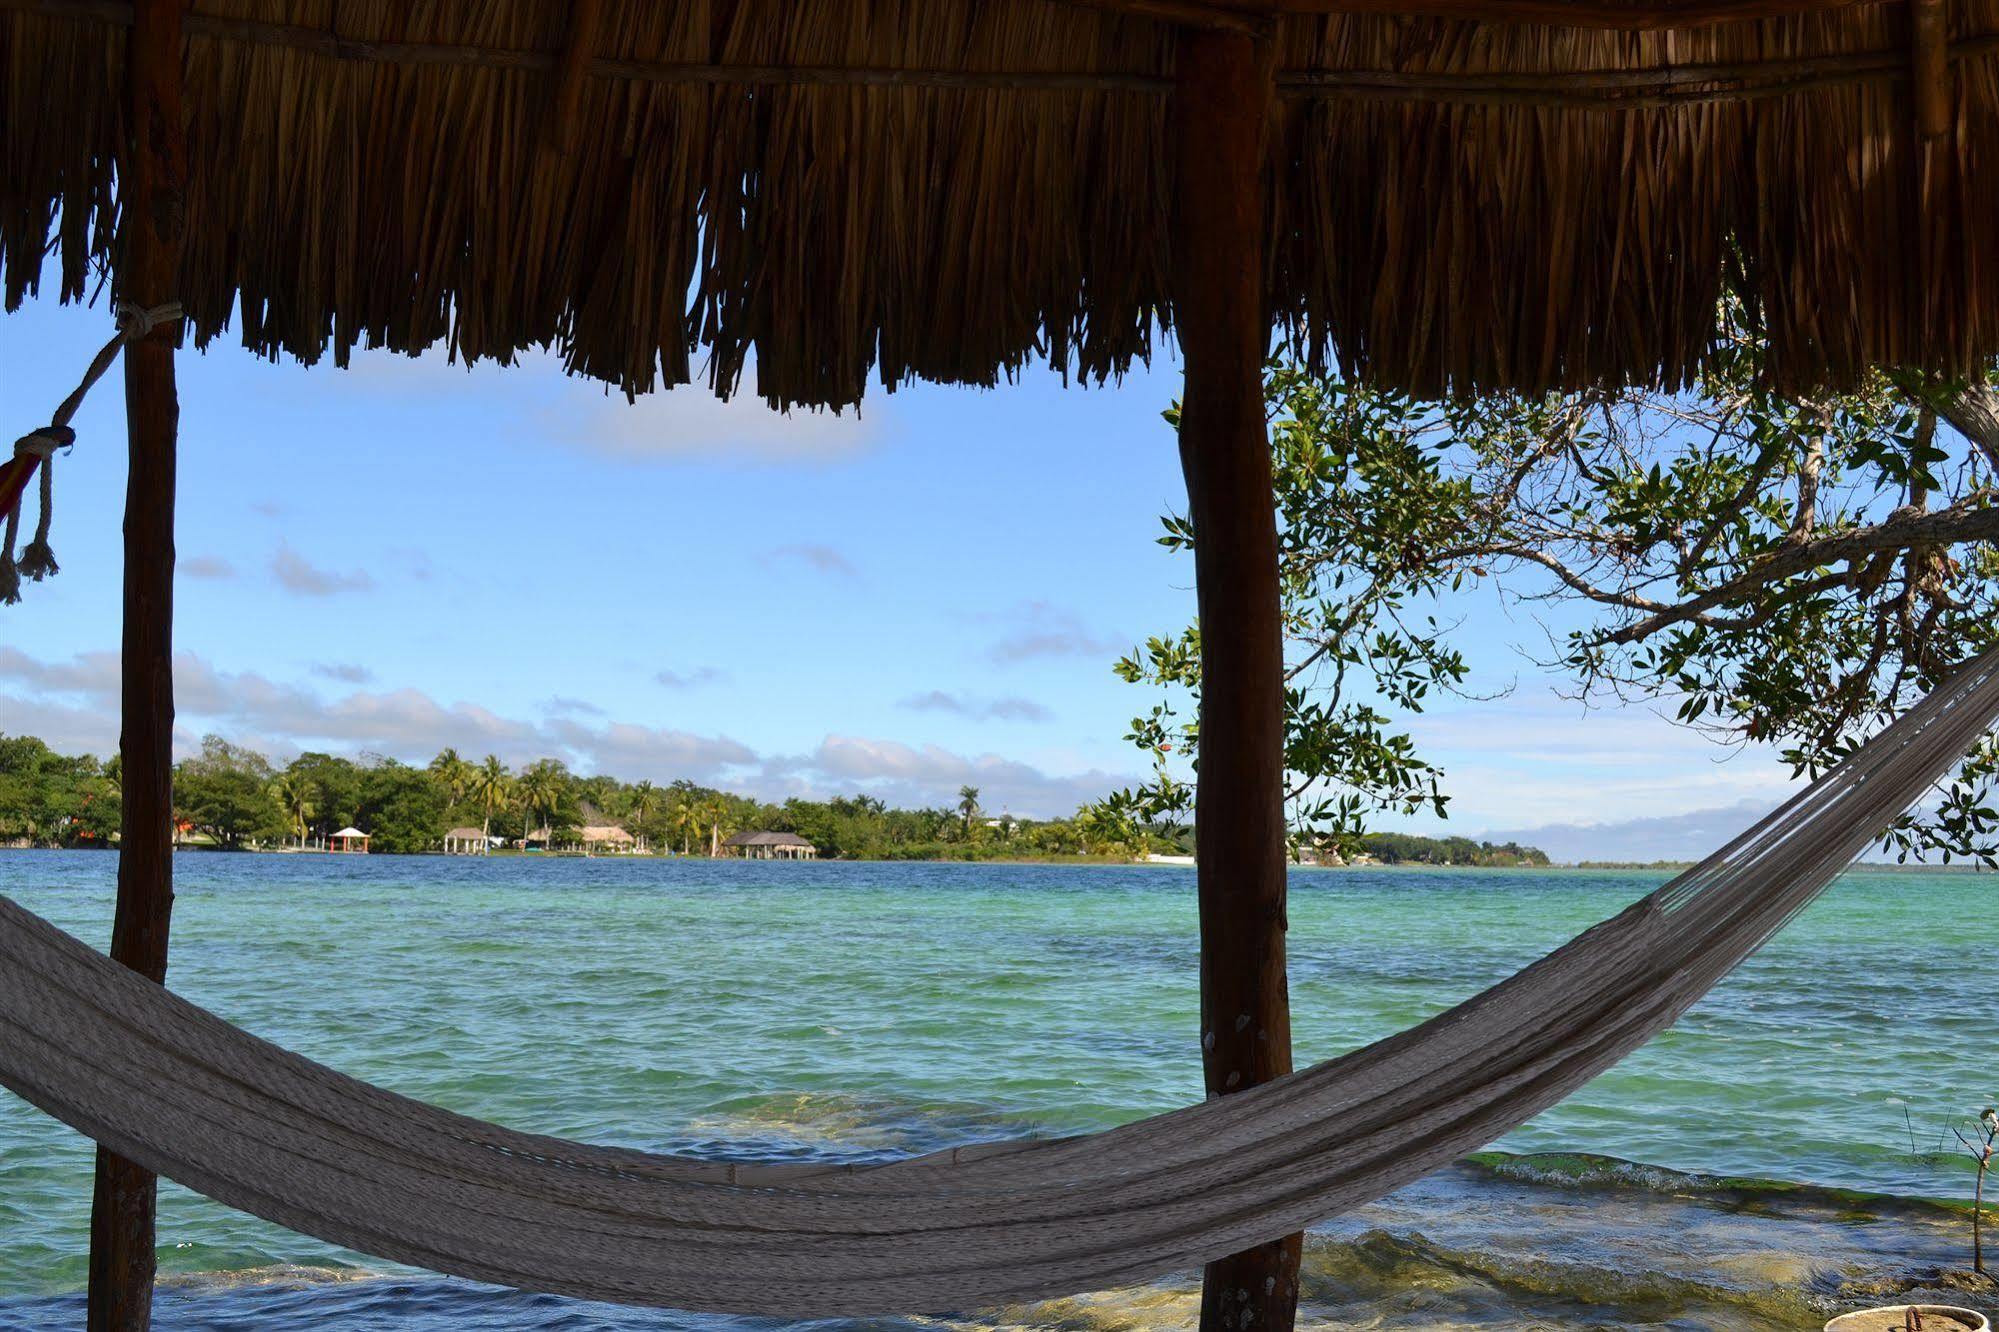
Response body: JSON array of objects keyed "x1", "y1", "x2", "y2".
[{"x1": 0, "y1": 642, "x2": 1996, "y2": 1316}]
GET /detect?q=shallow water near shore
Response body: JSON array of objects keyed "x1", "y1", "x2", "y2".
[{"x1": 0, "y1": 852, "x2": 1993, "y2": 1329}]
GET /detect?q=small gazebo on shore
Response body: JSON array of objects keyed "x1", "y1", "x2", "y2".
[
  {"x1": 722, "y1": 831, "x2": 819, "y2": 861},
  {"x1": 442, "y1": 828, "x2": 489, "y2": 856},
  {"x1": 327, "y1": 827, "x2": 370, "y2": 855},
  {"x1": 2, "y1": 1, "x2": 1997, "y2": 1329}
]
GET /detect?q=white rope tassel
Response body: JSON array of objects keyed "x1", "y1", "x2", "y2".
[
  {"x1": 14, "y1": 430, "x2": 69, "y2": 583},
  {"x1": 0, "y1": 301, "x2": 183, "y2": 607}
]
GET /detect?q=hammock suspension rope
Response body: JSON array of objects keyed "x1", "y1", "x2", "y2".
[{"x1": 0, "y1": 302, "x2": 182, "y2": 604}]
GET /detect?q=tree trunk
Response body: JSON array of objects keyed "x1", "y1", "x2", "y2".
[
  {"x1": 91, "y1": 3, "x2": 187, "y2": 1328},
  {"x1": 1939, "y1": 383, "x2": 1999, "y2": 474},
  {"x1": 1172, "y1": 26, "x2": 1299, "y2": 1332}
]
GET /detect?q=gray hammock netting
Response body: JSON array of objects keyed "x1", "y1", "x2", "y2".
[{"x1": 4, "y1": 646, "x2": 1999, "y2": 1316}]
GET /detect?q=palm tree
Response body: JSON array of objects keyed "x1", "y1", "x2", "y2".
[
  {"x1": 271, "y1": 772, "x2": 314, "y2": 849},
  {"x1": 703, "y1": 797, "x2": 736, "y2": 857},
  {"x1": 625, "y1": 780, "x2": 658, "y2": 853},
  {"x1": 631, "y1": 779, "x2": 658, "y2": 825},
  {"x1": 516, "y1": 762, "x2": 566, "y2": 847},
  {"x1": 958, "y1": 785, "x2": 982, "y2": 834},
  {"x1": 429, "y1": 748, "x2": 474, "y2": 806},
  {"x1": 670, "y1": 801, "x2": 700, "y2": 856},
  {"x1": 469, "y1": 755, "x2": 510, "y2": 843},
  {"x1": 519, "y1": 772, "x2": 546, "y2": 845}
]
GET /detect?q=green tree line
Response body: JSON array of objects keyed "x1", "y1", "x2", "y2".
[
  {"x1": 0, "y1": 735, "x2": 1175, "y2": 861},
  {"x1": 1356, "y1": 833, "x2": 1548, "y2": 867}
]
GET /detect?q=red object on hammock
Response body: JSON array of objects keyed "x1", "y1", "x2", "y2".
[{"x1": 0, "y1": 453, "x2": 38, "y2": 521}]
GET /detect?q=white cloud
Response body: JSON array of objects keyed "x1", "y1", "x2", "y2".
[
  {"x1": 1473, "y1": 800, "x2": 1779, "y2": 865},
  {"x1": 0, "y1": 646, "x2": 1809, "y2": 828},
  {"x1": 757, "y1": 735, "x2": 1130, "y2": 817},
  {"x1": 985, "y1": 601, "x2": 1121, "y2": 665},
  {"x1": 270, "y1": 542, "x2": 373, "y2": 597},
  {"x1": 656, "y1": 667, "x2": 726, "y2": 689},
  {"x1": 314, "y1": 688, "x2": 542, "y2": 757},
  {"x1": 0, "y1": 648, "x2": 1117, "y2": 815},
  {"x1": 1398, "y1": 688, "x2": 1796, "y2": 830},
  {"x1": 181, "y1": 555, "x2": 236, "y2": 580},
  {"x1": 296, "y1": 345, "x2": 881, "y2": 467},
  {"x1": 0, "y1": 647, "x2": 120, "y2": 697},
  {"x1": 268, "y1": 344, "x2": 882, "y2": 469},
  {"x1": 763, "y1": 544, "x2": 859, "y2": 578},
  {"x1": 898, "y1": 691, "x2": 1054, "y2": 723},
  {"x1": 0, "y1": 693, "x2": 121, "y2": 757},
  {"x1": 0, "y1": 648, "x2": 743, "y2": 780},
  {"x1": 554, "y1": 381, "x2": 876, "y2": 466},
  {"x1": 541, "y1": 718, "x2": 757, "y2": 779},
  {"x1": 335, "y1": 347, "x2": 490, "y2": 394}
]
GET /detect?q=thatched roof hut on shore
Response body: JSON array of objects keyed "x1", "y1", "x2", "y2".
[
  {"x1": 579, "y1": 823, "x2": 639, "y2": 853},
  {"x1": 722, "y1": 830, "x2": 819, "y2": 860},
  {"x1": 3, "y1": 0, "x2": 1997, "y2": 1325},
  {"x1": 442, "y1": 827, "x2": 489, "y2": 855}
]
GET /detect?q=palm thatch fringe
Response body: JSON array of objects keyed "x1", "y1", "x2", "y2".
[{"x1": 3, "y1": 0, "x2": 1997, "y2": 408}]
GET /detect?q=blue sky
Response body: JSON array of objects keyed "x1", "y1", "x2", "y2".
[{"x1": 0, "y1": 294, "x2": 1799, "y2": 853}]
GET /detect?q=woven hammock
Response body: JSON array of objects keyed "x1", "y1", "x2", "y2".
[{"x1": 4, "y1": 647, "x2": 1999, "y2": 1316}]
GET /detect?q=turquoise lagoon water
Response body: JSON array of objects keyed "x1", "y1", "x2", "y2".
[{"x1": 0, "y1": 851, "x2": 1993, "y2": 1329}]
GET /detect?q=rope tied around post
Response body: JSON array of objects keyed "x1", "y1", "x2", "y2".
[{"x1": 0, "y1": 301, "x2": 182, "y2": 605}]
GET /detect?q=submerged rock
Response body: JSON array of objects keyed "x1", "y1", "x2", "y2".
[{"x1": 958, "y1": 1154, "x2": 1996, "y2": 1332}]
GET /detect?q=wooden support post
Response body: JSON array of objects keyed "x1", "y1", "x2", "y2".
[
  {"x1": 88, "y1": 2, "x2": 187, "y2": 1328},
  {"x1": 1911, "y1": 0, "x2": 1950, "y2": 140},
  {"x1": 1171, "y1": 27, "x2": 1298, "y2": 1332}
]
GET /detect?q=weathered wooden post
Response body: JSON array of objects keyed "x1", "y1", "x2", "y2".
[
  {"x1": 89, "y1": 1, "x2": 188, "y2": 1327},
  {"x1": 1170, "y1": 22, "x2": 1300, "y2": 1332}
]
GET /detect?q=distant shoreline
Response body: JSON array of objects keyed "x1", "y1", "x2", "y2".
[
  {"x1": 0, "y1": 844, "x2": 1145, "y2": 867},
  {"x1": 9, "y1": 845, "x2": 1984, "y2": 872}
]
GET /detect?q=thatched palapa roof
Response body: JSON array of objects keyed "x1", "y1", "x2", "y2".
[
  {"x1": 723, "y1": 831, "x2": 816, "y2": 848},
  {"x1": 4, "y1": 0, "x2": 1997, "y2": 407}
]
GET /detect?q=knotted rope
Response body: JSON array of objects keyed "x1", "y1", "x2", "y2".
[{"x1": 0, "y1": 301, "x2": 183, "y2": 605}]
